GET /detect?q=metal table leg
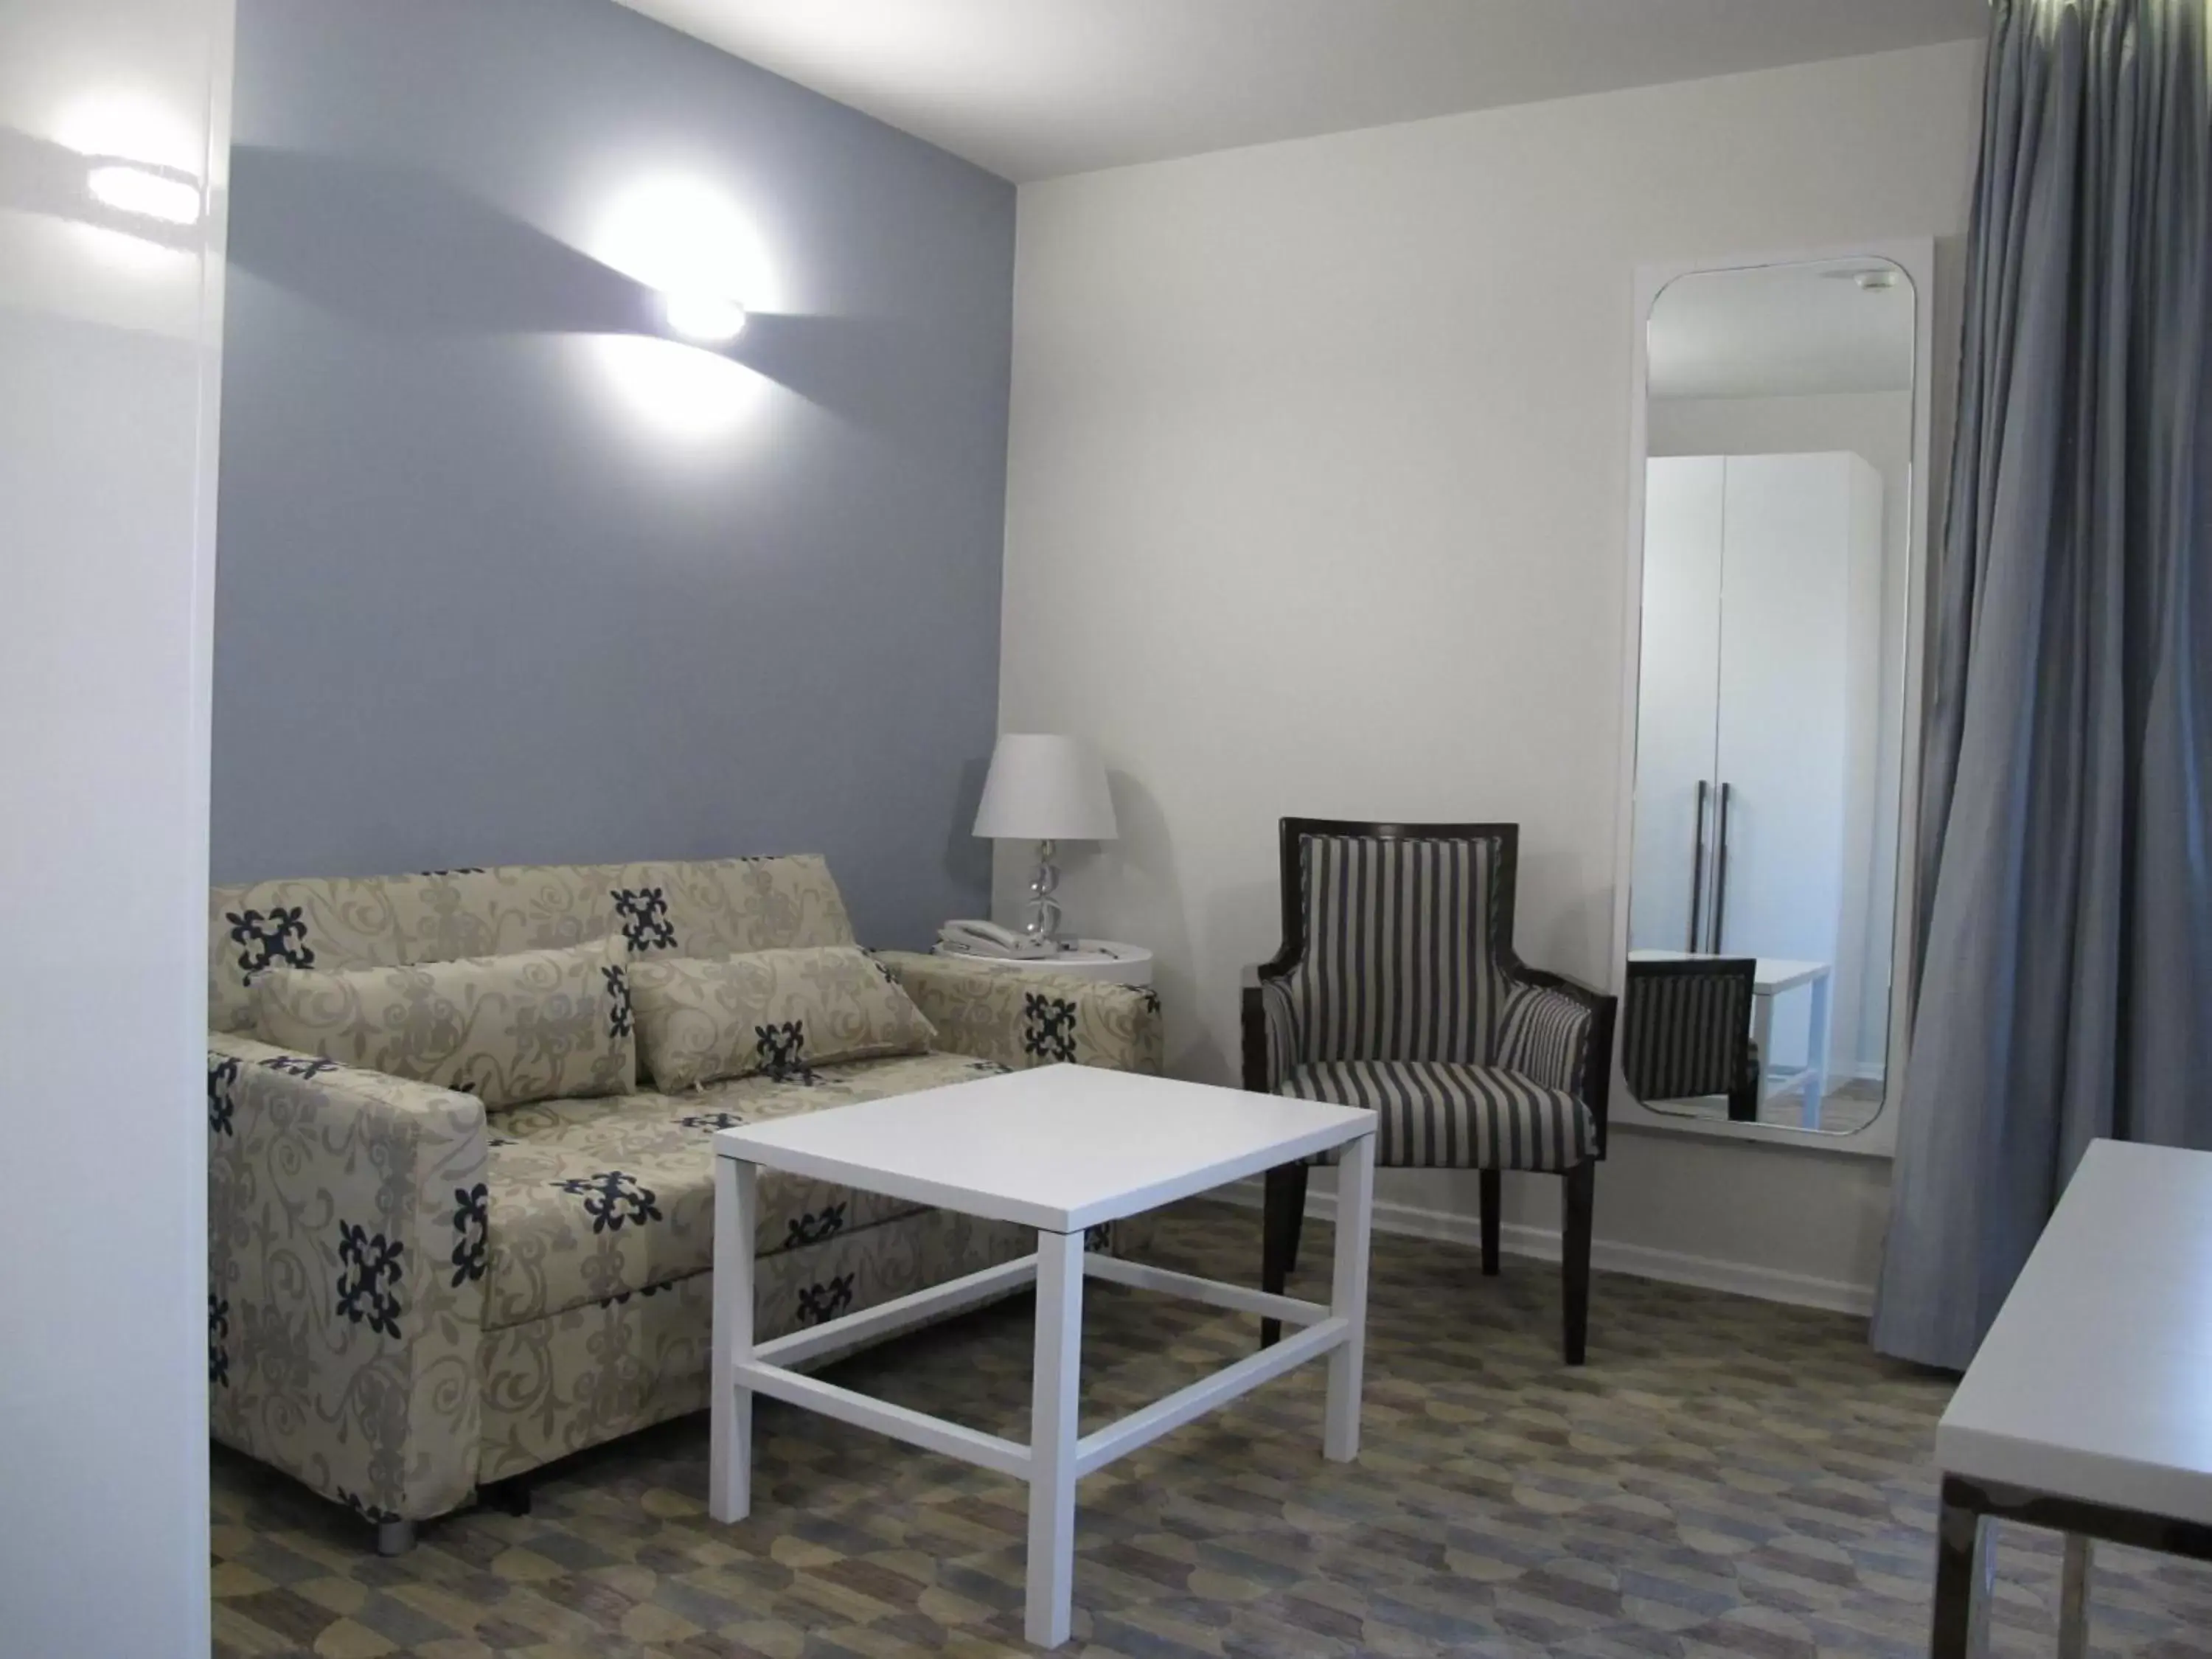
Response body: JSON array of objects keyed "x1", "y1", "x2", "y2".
[{"x1": 1931, "y1": 1478, "x2": 1987, "y2": 1659}]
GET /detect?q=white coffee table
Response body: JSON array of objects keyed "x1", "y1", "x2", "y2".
[{"x1": 709, "y1": 1064, "x2": 1377, "y2": 1648}]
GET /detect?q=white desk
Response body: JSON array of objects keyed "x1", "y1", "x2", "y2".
[
  {"x1": 1931, "y1": 1140, "x2": 2212, "y2": 1658},
  {"x1": 1628, "y1": 949, "x2": 1834, "y2": 1127},
  {"x1": 709, "y1": 1065, "x2": 1377, "y2": 1649}
]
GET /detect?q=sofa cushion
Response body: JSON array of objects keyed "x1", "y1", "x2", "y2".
[
  {"x1": 601, "y1": 857, "x2": 855, "y2": 959},
  {"x1": 629, "y1": 946, "x2": 936, "y2": 1091},
  {"x1": 255, "y1": 937, "x2": 636, "y2": 1110},
  {"x1": 210, "y1": 877, "x2": 405, "y2": 1034},
  {"x1": 380, "y1": 864, "x2": 620, "y2": 964},
  {"x1": 209, "y1": 855, "x2": 858, "y2": 1034},
  {"x1": 479, "y1": 1049, "x2": 1007, "y2": 1329}
]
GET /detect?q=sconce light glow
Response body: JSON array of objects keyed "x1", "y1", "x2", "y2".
[
  {"x1": 53, "y1": 91, "x2": 202, "y2": 171},
  {"x1": 590, "y1": 177, "x2": 781, "y2": 315},
  {"x1": 583, "y1": 335, "x2": 762, "y2": 444},
  {"x1": 582, "y1": 175, "x2": 783, "y2": 440},
  {"x1": 86, "y1": 163, "x2": 203, "y2": 226},
  {"x1": 52, "y1": 91, "x2": 208, "y2": 274},
  {"x1": 661, "y1": 291, "x2": 748, "y2": 344}
]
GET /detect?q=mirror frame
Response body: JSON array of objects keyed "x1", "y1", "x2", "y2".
[{"x1": 1608, "y1": 237, "x2": 1936, "y2": 1160}]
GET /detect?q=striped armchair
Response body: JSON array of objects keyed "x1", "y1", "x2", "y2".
[
  {"x1": 1242, "y1": 820, "x2": 1616, "y2": 1363},
  {"x1": 1621, "y1": 957, "x2": 1761, "y2": 1121}
]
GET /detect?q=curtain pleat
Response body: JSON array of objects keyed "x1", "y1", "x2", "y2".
[{"x1": 1872, "y1": 0, "x2": 2211, "y2": 1371}]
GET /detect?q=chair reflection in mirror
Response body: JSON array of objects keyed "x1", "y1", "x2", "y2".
[{"x1": 1621, "y1": 957, "x2": 1759, "y2": 1122}]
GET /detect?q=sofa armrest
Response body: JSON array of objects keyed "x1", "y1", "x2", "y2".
[
  {"x1": 1495, "y1": 969, "x2": 1618, "y2": 1154},
  {"x1": 873, "y1": 951, "x2": 1162, "y2": 1075},
  {"x1": 207, "y1": 1032, "x2": 490, "y2": 1524}
]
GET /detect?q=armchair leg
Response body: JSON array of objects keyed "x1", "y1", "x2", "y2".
[
  {"x1": 375, "y1": 1519, "x2": 417, "y2": 1557},
  {"x1": 1478, "y1": 1169, "x2": 1501, "y2": 1276},
  {"x1": 1280, "y1": 1162, "x2": 1309, "y2": 1275},
  {"x1": 1259, "y1": 1163, "x2": 1308, "y2": 1349},
  {"x1": 1561, "y1": 1161, "x2": 1596, "y2": 1366}
]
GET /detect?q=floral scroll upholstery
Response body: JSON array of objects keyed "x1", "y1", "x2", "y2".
[
  {"x1": 208, "y1": 876, "x2": 405, "y2": 1037},
  {"x1": 206, "y1": 858, "x2": 1166, "y2": 1528},
  {"x1": 254, "y1": 937, "x2": 637, "y2": 1108},
  {"x1": 627, "y1": 945, "x2": 936, "y2": 1091},
  {"x1": 209, "y1": 855, "x2": 855, "y2": 1035},
  {"x1": 477, "y1": 1051, "x2": 1009, "y2": 1329},
  {"x1": 872, "y1": 952, "x2": 1164, "y2": 1076},
  {"x1": 206, "y1": 1032, "x2": 489, "y2": 1526},
  {"x1": 474, "y1": 1206, "x2": 1042, "y2": 1483}
]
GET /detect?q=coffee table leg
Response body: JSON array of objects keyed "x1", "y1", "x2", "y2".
[
  {"x1": 1324, "y1": 1130, "x2": 1375, "y2": 1462},
  {"x1": 1026, "y1": 1228, "x2": 1085, "y2": 1648},
  {"x1": 2058, "y1": 1534, "x2": 2091, "y2": 1659},
  {"x1": 709, "y1": 1157, "x2": 757, "y2": 1525}
]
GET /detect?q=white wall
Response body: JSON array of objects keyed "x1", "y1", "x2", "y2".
[
  {"x1": 1650, "y1": 392, "x2": 1914, "y2": 1082},
  {"x1": 999, "y1": 41, "x2": 1981, "y2": 1310},
  {"x1": 0, "y1": 1, "x2": 233, "y2": 1651}
]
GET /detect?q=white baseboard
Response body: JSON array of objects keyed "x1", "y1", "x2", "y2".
[{"x1": 1214, "y1": 1178, "x2": 1874, "y2": 1318}]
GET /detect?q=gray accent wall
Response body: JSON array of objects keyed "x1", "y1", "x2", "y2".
[{"x1": 212, "y1": 0, "x2": 1013, "y2": 947}]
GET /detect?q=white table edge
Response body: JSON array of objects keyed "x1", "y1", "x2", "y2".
[
  {"x1": 1935, "y1": 1424, "x2": 2212, "y2": 1531},
  {"x1": 712, "y1": 1113, "x2": 1376, "y2": 1234},
  {"x1": 1627, "y1": 947, "x2": 1832, "y2": 995}
]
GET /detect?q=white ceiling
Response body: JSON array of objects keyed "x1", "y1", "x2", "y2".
[
  {"x1": 617, "y1": 0, "x2": 1987, "y2": 183},
  {"x1": 1649, "y1": 258, "x2": 1918, "y2": 400}
]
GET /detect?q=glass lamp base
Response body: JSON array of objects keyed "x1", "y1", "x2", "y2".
[{"x1": 1022, "y1": 839, "x2": 1063, "y2": 944}]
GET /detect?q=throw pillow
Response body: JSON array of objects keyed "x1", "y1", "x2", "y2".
[
  {"x1": 629, "y1": 945, "x2": 936, "y2": 1091},
  {"x1": 254, "y1": 936, "x2": 636, "y2": 1109}
]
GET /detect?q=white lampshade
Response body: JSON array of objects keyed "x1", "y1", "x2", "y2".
[{"x1": 972, "y1": 734, "x2": 1118, "y2": 842}]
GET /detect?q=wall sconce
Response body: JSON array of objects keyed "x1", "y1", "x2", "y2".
[
  {"x1": 661, "y1": 291, "x2": 747, "y2": 344},
  {"x1": 85, "y1": 160, "x2": 203, "y2": 226},
  {"x1": 582, "y1": 175, "x2": 780, "y2": 440}
]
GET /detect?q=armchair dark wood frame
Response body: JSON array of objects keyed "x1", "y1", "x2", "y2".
[{"x1": 1241, "y1": 818, "x2": 1618, "y2": 1365}]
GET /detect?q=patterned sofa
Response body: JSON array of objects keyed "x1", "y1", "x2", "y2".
[{"x1": 205, "y1": 855, "x2": 1161, "y2": 1548}]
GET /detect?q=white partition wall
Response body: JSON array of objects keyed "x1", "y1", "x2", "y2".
[
  {"x1": 1001, "y1": 44, "x2": 1976, "y2": 1306},
  {"x1": 0, "y1": 1, "x2": 234, "y2": 1652},
  {"x1": 1629, "y1": 458, "x2": 1726, "y2": 955}
]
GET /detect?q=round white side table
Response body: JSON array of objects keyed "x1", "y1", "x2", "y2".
[{"x1": 932, "y1": 939, "x2": 1153, "y2": 988}]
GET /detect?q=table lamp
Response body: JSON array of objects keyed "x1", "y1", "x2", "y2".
[{"x1": 972, "y1": 734, "x2": 1118, "y2": 945}]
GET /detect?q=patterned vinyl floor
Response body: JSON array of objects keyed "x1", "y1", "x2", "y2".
[{"x1": 212, "y1": 1201, "x2": 2212, "y2": 1658}]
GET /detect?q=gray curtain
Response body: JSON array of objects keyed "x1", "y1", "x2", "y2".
[{"x1": 1873, "y1": 0, "x2": 2211, "y2": 1372}]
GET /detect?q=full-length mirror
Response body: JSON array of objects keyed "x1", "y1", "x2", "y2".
[{"x1": 1624, "y1": 255, "x2": 1918, "y2": 1136}]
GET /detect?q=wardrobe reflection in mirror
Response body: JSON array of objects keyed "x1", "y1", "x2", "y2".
[{"x1": 1624, "y1": 256, "x2": 1916, "y2": 1135}]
